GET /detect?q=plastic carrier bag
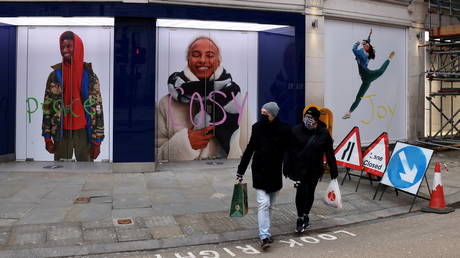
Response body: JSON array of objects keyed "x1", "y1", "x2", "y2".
[{"x1": 323, "y1": 179, "x2": 343, "y2": 209}]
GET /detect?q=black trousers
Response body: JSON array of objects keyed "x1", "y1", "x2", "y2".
[{"x1": 295, "y1": 173, "x2": 321, "y2": 217}]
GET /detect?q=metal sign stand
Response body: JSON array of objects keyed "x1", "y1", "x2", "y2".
[
  {"x1": 341, "y1": 167, "x2": 380, "y2": 192},
  {"x1": 373, "y1": 172, "x2": 432, "y2": 213},
  {"x1": 373, "y1": 141, "x2": 434, "y2": 213}
]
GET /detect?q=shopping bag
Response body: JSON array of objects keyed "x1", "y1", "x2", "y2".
[
  {"x1": 229, "y1": 183, "x2": 248, "y2": 217},
  {"x1": 323, "y1": 179, "x2": 343, "y2": 208}
]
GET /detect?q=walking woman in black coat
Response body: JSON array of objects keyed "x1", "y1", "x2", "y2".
[
  {"x1": 284, "y1": 106, "x2": 338, "y2": 233},
  {"x1": 236, "y1": 102, "x2": 291, "y2": 249}
]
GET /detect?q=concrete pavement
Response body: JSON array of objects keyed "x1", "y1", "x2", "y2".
[{"x1": 0, "y1": 150, "x2": 459, "y2": 257}]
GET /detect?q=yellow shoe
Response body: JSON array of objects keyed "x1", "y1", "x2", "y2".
[{"x1": 342, "y1": 112, "x2": 351, "y2": 119}]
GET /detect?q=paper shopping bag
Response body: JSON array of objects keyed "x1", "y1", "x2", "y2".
[
  {"x1": 323, "y1": 179, "x2": 343, "y2": 208},
  {"x1": 229, "y1": 183, "x2": 248, "y2": 217}
]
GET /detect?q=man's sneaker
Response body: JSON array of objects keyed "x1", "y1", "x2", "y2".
[
  {"x1": 303, "y1": 215, "x2": 311, "y2": 230},
  {"x1": 342, "y1": 112, "x2": 351, "y2": 119},
  {"x1": 295, "y1": 218, "x2": 306, "y2": 233},
  {"x1": 267, "y1": 236, "x2": 274, "y2": 243},
  {"x1": 260, "y1": 238, "x2": 271, "y2": 249}
]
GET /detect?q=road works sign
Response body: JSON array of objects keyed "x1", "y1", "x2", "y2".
[
  {"x1": 335, "y1": 127, "x2": 363, "y2": 170},
  {"x1": 362, "y1": 132, "x2": 389, "y2": 177},
  {"x1": 380, "y1": 142, "x2": 433, "y2": 194}
]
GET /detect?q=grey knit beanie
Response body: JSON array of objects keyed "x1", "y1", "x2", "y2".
[{"x1": 262, "y1": 102, "x2": 280, "y2": 117}]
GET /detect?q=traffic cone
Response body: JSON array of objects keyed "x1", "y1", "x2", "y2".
[{"x1": 421, "y1": 162, "x2": 454, "y2": 214}]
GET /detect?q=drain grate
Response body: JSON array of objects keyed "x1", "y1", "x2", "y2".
[
  {"x1": 75, "y1": 197, "x2": 91, "y2": 204},
  {"x1": 43, "y1": 165, "x2": 63, "y2": 169},
  {"x1": 116, "y1": 218, "x2": 133, "y2": 225},
  {"x1": 206, "y1": 161, "x2": 224, "y2": 166}
]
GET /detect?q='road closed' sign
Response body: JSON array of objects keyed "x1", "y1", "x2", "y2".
[{"x1": 362, "y1": 132, "x2": 389, "y2": 177}]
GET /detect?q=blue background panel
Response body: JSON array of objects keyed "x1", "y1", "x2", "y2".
[
  {"x1": 258, "y1": 29, "x2": 305, "y2": 126},
  {"x1": 113, "y1": 18, "x2": 156, "y2": 162},
  {"x1": 0, "y1": 25, "x2": 16, "y2": 156}
]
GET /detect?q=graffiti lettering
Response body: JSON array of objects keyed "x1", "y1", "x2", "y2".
[
  {"x1": 26, "y1": 97, "x2": 39, "y2": 124},
  {"x1": 26, "y1": 97, "x2": 97, "y2": 124},
  {"x1": 189, "y1": 92, "x2": 205, "y2": 128},
  {"x1": 359, "y1": 94, "x2": 396, "y2": 127},
  {"x1": 168, "y1": 91, "x2": 248, "y2": 127},
  {"x1": 208, "y1": 91, "x2": 227, "y2": 126}
]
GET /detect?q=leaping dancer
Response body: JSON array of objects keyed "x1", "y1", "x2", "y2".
[{"x1": 343, "y1": 29, "x2": 395, "y2": 119}]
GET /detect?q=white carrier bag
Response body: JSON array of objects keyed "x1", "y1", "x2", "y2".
[{"x1": 323, "y1": 179, "x2": 343, "y2": 209}]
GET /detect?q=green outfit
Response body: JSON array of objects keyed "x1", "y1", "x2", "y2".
[{"x1": 349, "y1": 60, "x2": 390, "y2": 113}]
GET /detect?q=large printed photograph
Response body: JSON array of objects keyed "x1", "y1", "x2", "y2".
[
  {"x1": 155, "y1": 28, "x2": 258, "y2": 161},
  {"x1": 16, "y1": 26, "x2": 112, "y2": 161},
  {"x1": 325, "y1": 20, "x2": 407, "y2": 144}
]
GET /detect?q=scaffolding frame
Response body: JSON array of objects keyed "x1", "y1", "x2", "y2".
[{"x1": 418, "y1": 0, "x2": 460, "y2": 150}]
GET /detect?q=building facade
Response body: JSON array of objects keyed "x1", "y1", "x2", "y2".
[{"x1": 0, "y1": 0, "x2": 430, "y2": 169}]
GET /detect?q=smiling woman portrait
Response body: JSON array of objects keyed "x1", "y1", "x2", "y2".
[{"x1": 156, "y1": 35, "x2": 249, "y2": 161}]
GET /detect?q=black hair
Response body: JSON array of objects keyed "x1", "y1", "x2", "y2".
[
  {"x1": 363, "y1": 40, "x2": 375, "y2": 60},
  {"x1": 60, "y1": 31, "x2": 74, "y2": 42}
]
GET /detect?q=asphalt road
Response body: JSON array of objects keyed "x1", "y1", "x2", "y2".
[{"x1": 81, "y1": 209, "x2": 460, "y2": 258}]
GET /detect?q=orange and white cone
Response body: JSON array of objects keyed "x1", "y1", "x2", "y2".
[{"x1": 421, "y1": 162, "x2": 454, "y2": 214}]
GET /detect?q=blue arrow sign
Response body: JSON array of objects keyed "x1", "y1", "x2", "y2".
[{"x1": 386, "y1": 146, "x2": 427, "y2": 188}]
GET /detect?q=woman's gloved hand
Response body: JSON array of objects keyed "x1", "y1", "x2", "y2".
[{"x1": 188, "y1": 126, "x2": 214, "y2": 150}]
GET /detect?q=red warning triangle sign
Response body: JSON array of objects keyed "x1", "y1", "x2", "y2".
[
  {"x1": 334, "y1": 127, "x2": 363, "y2": 170},
  {"x1": 362, "y1": 132, "x2": 389, "y2": 177}
]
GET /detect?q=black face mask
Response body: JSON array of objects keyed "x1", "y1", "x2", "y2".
[{"x1": 260, "y1": 114, "x2": 269, "y2": 123}]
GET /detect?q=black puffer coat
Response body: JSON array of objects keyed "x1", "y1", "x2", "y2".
[
  {"x1": 237, "y1": 118, "x2": 291, "y2": 193},
  {"x1": 284, "y1": 124, "x2": 338, "y2": 181}
]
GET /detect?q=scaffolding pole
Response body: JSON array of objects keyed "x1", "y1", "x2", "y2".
[{"x1": 420, "y1": 0, "x2": 460, "y2": 148}]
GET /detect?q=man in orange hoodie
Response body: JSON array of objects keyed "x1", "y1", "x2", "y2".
[{"x1": 42, "y1": 31, "x2": 104, "y2": 161}]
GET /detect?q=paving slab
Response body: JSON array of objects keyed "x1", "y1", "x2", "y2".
[
  {"x1": 112, "y1": 208, "x2": 155, "y2": 219},
  {"x1": 81, "y1": 219, "x2": 114, "y2": 230},
  {"x1": 142, "y1": 216, "x2": 177, "y2": 227},
  {"x1": 6, "y1": 185, "x2": 54, "y2": 203},
  {"x1": 0, "y1": 185, "x2": 23, "y2": 198},
  {"x1": 64, "y1": 204, "x2": 112, "y2": 222},
  {"x1": 116, "y1": 228, "x2": 152, "y2": 242},
  {"x1": 0, "y1": 203, "x2": 36, "y2": 219},
  {"x1": 149, "y1": 189, "x2": 187, "y2": 204},
  {"x1": 42, "y1": 185, "x2": 83, "y2": 201},
  {"x1": 151, "y1": 225, "x2": 184, "y2": 239},
  {"x1": 11, "y1": 231, "x2": 46, "y2": 246},
  {"x1": 83, "y1": 228, "x2": 117, "y2": 243},
  {"x1": 112, "y1": 194, "x2": 151, "y2": 209},
  {"x1": 175, "y1": 214, "x2": 214, "y2": 235},
  {"x1": 17, "y1": 207, "x2": 71, "y2": 225},
  {"x1": 0, "y1": 219, "x2": 18, "y2": 227},
  {"x1": 90, "y1": 196, "x2": 113, "y2": 204},
  {"x1": 47, "y1": 224, "x2": 82, "y2": 242}
]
